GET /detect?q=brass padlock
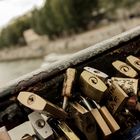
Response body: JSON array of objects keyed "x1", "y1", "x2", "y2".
[
  {"x1": 84, "y1": 67, "x2": 108, "y2": 82},
  {"x1": 106, "y1": 81, "x2": 128, "y2": 115},
  {"x1": 112, "y1": 60, "x2": 138, "y2": 78},
  {"x1": 80, "y1": 70, "x2": 107, "y2": 102},
  {"x1": 69, "y1": 102, "x2": 98, "y2": 140},
  {"x1": 79, "y1": 96, "x2": 112, "y2": 137},
  {"x1": 126, "y1": 55, "x2": 140, "y2": 72},
  {"x1": 92, "y1": 100, "x2": 120, "y2": 133},
  {"x1": 57, "y1": 121, "x2": 80, "y2": 140},
  {"x1": 17, "y1": 92, "x2": 68, "y2": 120},
  {"x1": 28, "y1": 112, "x2": 54, "y2": 140},
  {"x1": 62, "y1": 68, "x2": 76, "y2": 110},
  {"x1": 90, "y1": 109, "x2": 112, "y2": 137},
  {"x1": 111, "y1": 77, "x2": 138, "y2": 96},
  {"x1": 47, "y1": 117, "x2": 79, "y2": 140}
]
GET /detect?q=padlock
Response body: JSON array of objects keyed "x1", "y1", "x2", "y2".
[
  {"x1": 92, "y1": 100, "x2": 120, "y2": 133},
  {"x1": 80, "y1": 70, "x2": 107, "y2": 102},
  {"x1": 50, "y1": 128, "x2": 66, "y2": 140},
  {"x1": 126, "y1": 55, "x2": 140, "y2": 72},
  {"x1": 57, "y1": 121, "x2": 80, "y2": 140},
  {"x1": 17, "y1": 92, "x2": 68, "y2": 120},
  {"x1": 62, "y1": 68, "x2": 76, "y2": 110},
  {"x1": 84, "y1": 67, "x2": 108, "y2": 82},
  {"x1": 69, "y1": 102, "x2": 98, "y2": 140},
  {"x1": 28, "y1": 112, "x2": 54, "y2": 140},
  {"x1": 47, "y1": 117, "x2": 79, "y2": 140},
  {"x1": 47, "y1": 118, "x2": 67, "y2": 140},
  {"x1": 112, "y1": 60, "x2": 138, "y2": 78},
  {"x1": 39, "y1": 113, "x2": 65, "y2": 140},
  {"x1": 111, "y1": 77, "x2": 138, "y2": 96},
  {"x1": 0, "y1": 126, "x2": 11, "y2": 140},
  {"x1": 106, "y1": 81, "x2": 128, "y2": 115},
  {"x1": 79, "y1": 96, "x2": 112, "y2": 137},
  {"x1": 8, "y1": 121, "x2": 35, "y2": 140}
]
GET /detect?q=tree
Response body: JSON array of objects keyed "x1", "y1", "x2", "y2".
[{"x1": 0, "y1": 15, "x2": 31, "y2": 48}]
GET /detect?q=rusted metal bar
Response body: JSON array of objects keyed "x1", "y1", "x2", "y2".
[{"x1": 0, "y1": 27, "x2": 140, "y2": 99}]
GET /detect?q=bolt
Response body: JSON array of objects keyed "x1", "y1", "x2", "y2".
[{"x1": 36, "y1": 119, "x2": 45, "y2": 128}]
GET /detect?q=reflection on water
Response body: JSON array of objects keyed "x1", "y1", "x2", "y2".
[{"x1": 0, "y1": 59, "x2": 43, "y2": 87}]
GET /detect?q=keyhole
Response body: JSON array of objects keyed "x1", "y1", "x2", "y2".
[
  {"x1": 120, "y1": 66, "x2": 129, "y2": 72},
  {"x1": 135, "y1": 60, "x2": 140, "y2": 66},
  {"x1": 27, "y1": 94, "x2": 36, "y2": 105},
  {"x1": 94, "y1": 70, "x2": 100, "y2": 74},
  {"x1": 90, "y1": 77, "x2": 98, "y2": 84}
]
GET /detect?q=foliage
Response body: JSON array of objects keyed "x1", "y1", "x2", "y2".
[
  {"x1": 31, "y1": 0, "x2": 98, "y2": 38},
  {"x1": 0, "y1": 0, "x2": 139, "y2": 48},
  {"x1": 0, "y1": 16, "x2": 31, "y2": 48}
]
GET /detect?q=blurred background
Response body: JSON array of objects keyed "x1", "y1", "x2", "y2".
[{"x1": 0, "y1": 0, "x2": 140, "y2": 87}]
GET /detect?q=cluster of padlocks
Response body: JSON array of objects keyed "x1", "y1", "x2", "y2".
[{"x1": 0, "y1": 55, "x2": 140, "y2": 140}]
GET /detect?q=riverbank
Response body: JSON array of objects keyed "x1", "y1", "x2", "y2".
[
  {"x1": 0, "y1": 46, "x2": 45, "y2": 62},
  {"x1": 0, "y1": 18, "x2": 140, "y2": 62}
]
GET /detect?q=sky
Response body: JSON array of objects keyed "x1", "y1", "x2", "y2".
[{"x1": 0, "y1": 0, "x2": 44, "y2": 27}]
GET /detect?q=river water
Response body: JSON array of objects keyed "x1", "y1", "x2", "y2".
[{"x1": 0, "y1": 59, "x2": 43, "y2": 87}]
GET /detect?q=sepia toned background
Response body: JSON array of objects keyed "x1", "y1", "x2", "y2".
[{"x1": 0, "y1": 0, "x2": 140, "y2": 86}]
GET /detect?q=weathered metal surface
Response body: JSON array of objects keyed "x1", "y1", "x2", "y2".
[{"x1": 0, "y1": 26, "x2": 140, "y2": 100}]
